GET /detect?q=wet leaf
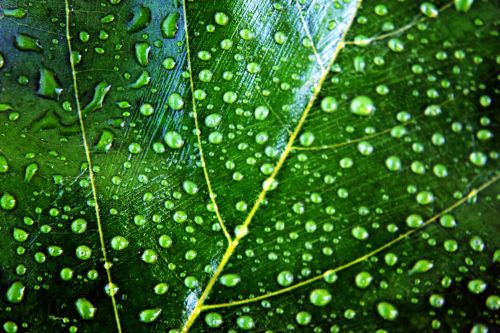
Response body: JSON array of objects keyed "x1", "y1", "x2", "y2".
[{"x1": 0, "y1": 0, "x2": 499, "y2": 332}]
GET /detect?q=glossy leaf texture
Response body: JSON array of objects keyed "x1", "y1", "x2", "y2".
[{"x1": 0, "y1": 0, "x2": 499, "y2": 332}]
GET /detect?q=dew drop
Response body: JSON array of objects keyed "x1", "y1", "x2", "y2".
[
  {"x1": 139, "y1": 308, "x2": 162, "y2": 323},
  {"x1": 309, "y1": 288, "x2": 332, "y2": 307},
  {"x1": 219, "y1": 274, "x2": 241, "y2": 287},
  {"x1": 164, "y1": 131, "x2": 184, "y2": 149},
  {"x1": 236, "y1": 315, "x2": 255, "y2": 330},
  {"x1": 355, "y1": 272, "x2": 373, "y2": 288},
  {"x1": 1, "y1": 192, "x2": 16, "y2": 210},
  {"x1": 377, "y1": 302, "x2": 398, "y2": 321},
  {"x1": 6, "y1": 281, "x2": 25, "y2": 304},
  {"x1": 321, "y1": 96, "x2": 338, "y2": 112},
  {"x1": 161, "y1": 12, "x2": 180, "y2": 38},
  {"x1": 168, "y1": 93, "x2": 184, "y2": 110},
  {"x1": 205, "y1": 312, "x2": 223, "y2": 328},
  {"x1": 350, "y1": 96, "x2": 375, "y2": 116},
  {"x1": 296, "y1": 311, "x2": 312, "y2": 325},
  {"x1": 277, "y1": 271, "x2": 294, "y2": 286},
  {"x1": 468, "y1": 279, "x2": 487, "y2": 294},
  {"x1": 75, "y1": 298, "x2": 97, "y2": 320},
  {"x1": 409, "y1": 259, "x2": 433, "y2": 274}
]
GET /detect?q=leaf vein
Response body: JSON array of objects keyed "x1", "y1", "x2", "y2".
[
  {"x1": 181, "y1": 0, "x2": 232, "y2": 244},
  {"x1": 202, "y1": 173, "x2": 500, "y2": 310},
  {"x1": 64, "y1": 1, "x2": 123, "y2": 332},
  {"x1": 180, "y1": 1, "x2": 363, "y2": 331}
]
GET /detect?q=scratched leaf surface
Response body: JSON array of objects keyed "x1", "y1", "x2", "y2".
[{"x1": 0, "y1": 0, "x2": 499, "y2": 332}]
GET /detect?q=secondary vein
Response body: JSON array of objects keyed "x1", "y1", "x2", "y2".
[
  {"x1": 64, "y1": 1, "x2": 123, "y2": 332},
  {"x1": 181, "y1": 0, "x2": 232, "y2": 244},
  {"x1": 203, "y1": 173, "x2": 500, "y2": 309}
]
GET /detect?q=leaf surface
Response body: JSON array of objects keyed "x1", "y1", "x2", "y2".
[{"x1": 0, "y1": 0, "x2": 499, "y2": 332}]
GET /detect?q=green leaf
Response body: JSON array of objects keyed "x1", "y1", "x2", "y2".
[{"x1": 0, "y1": 0, "x2": 499, "y2": 332}]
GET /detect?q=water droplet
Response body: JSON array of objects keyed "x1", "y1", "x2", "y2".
[
  {"x1": 468, "y1": 279, "x2": 487, "y2": 294},
  {"x1": 182, "y1": 180, "x2": 199, "y2": 195},
  {"x1": 205, "y1": 113, "x2": 222, "y2": 128},
  {"x1": 141, "y1": 249, "x2": 158, "y2": 264},
  {"x1": 75, "y1": 245, "x2": 92, "y2": 260},
  {"x1": 470, "y1": 236, "x2": 485, "y2": 252},
  {"x1": 3, "y1": 8, "x2": 27, "y2": 18},
  {"x1": 296, "y1": 311, "x2": 312, "y2": 325},
  {"x1": 486, "y1": 295, "x2": 500, "y2": 310},
  {"x1": 355, "y1": 272, "x2": 373, "y2": 288},
  {"x1": 168, "y1": 93, "x2": 184, "y2": 110},
  {"x1": 12, "y1": 228, "x2": 29, "y2": 242},
  {"x1": 82, "y1": 81, "x2": 111, "y2": 113},
  {"x1": 239, "y1": 29, "x2": 255, "y2": 41},
  {"x1": 385, "y1": 156, "x2": 402, "y2": 171},
  {"x1": 127, "y1": 6, "x2": 151, "y2": 33},
  {"x1": 454, "y1": 0, "x2": 474, "y2": 12},
  {"x1": 161, "y1": 12, "x2": 180, "y2": 38},
  {"x1": 321, "y1": 96, "x2": 338, "y2": 112},
  {"x1": 406, "y1": 214, "x2": 424, "y2": 228},
  {"x1": 37, "y1": 68, "x2": 63, "y2": 99},
  {"x1": 60, "y1": 267, "x2": 74, "y2": 280},
  {"x1": 6, "y1": 281, "x2": 25, "y2": 303},
  {"x1": 420, "y1": 2, "x2": 439, "y2": 18},
  {"x1": 128, "y1": 143, "x2": 142, "y2": 154},
  {"x1": 409, "y1": 259, "x2": 433, "y2": 274},
  {"x1": 24, "y1": 163, "x2": 38, "y2": 182},
  {"x1": 129, "y1": 71, "x2": 150, "y2": 89},
  {"x1": 276, "y1": 271, "x2": 294, "y2": 286},
  {"x1": 3, "y1": 321, "x2": 18, "y2": 333},
  {"x1": 299, "y1": 132, "x2": 315, "y2": 147},
  {"x1": 154, "y1": 283, "x2": 169, "y2": 295},
  {"x1": 429, "y1": 294, "x2": 445, "y2": 308},
  {"x1": 236, "y1": 315, "x2": 255, "y2": 330},
  {"x1": 111, "y1": 236, "x2": 129, "y2": 250},
  {"x1": 223, "y1": 91, "x2": 238, "y2": 104},
  {"x1": 71, "y1": 218, "x2": 87, "y2": 234},
  {"x1": 14, "y1": 34, "x2": 43, "y2": 52},
  {"x1": 309, "y1": 288, "x2": 332, "y2": 307},
  {"x1": 1, "y1": 192, "x2": 16, "y2": 210},
  {"x1": 219, "y1": 274, "x2": 241, "y2": 287},
  {"x1": 351, "y1": 226, "x2": 369, "y2": 240},
  {"x1": 164, "y1": 131, "x2": 184, "y2": 149},
  {"x1": 469, "y1": 152, "x2": 487, "y2": 166},
  {"x1": 158, "y1": 234, "x2": 172, "y2": 248},
  {"x1": 75, "y1": 298, "x2": 97, "y2": 320},
  {"x1": 388, "y1": 38, "x2": 404, "y2": 52},
  {"x1": 135, "y1": 42, "x2": 151, "y2": 66},
  {"x1": 377, "y1": 301, "x2": 398, "y2": 321},
  {"x1": 139, "y1": 308, "x2": 162, "y2": 323},
  {"x1": 0, "y1": 154, "x2": 9, "y2": 172},
  {"x1": 205, "y1": 312, "x2": 223, "y2": 328},
  {"x1": 214, "y1": 12, "x2": 229, "y2": 26},
  {"x1": 162, "y1": 57, "x2": 176, "y2": 70},
  {"x1": 254, "y1": 106, "x2": 269, "y2": 120},
  {"x1": 350, "y1": 96, "x2": 375, "y2": 116}
]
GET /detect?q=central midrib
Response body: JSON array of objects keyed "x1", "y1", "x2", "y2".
[{"x1": 179, "y1": 1, "x2": 364, "y2": 331}]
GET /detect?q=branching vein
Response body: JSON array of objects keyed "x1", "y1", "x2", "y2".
[
  {"x1": 203, "y1": 173, "x2": 500, "y2": 309},
  {"x1": 344, "y1": 2, "x2": 453, "y2": 46},
  {"x1": 292, "y1": 119, "x2": 416, "y2": 151},
  {"x1": 296, "y1": 0, "x2": 325, "y2": 70}
]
